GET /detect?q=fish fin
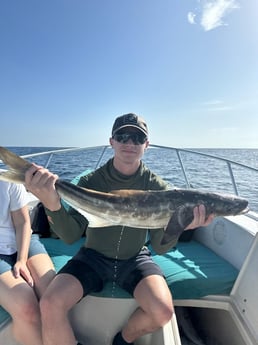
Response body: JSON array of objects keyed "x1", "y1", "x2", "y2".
[
  {"x1": 0, "y1": 147, "x2": 32, "y2": 171},
  {"x1": 161, "y1": 205, "x2": 194, "y2": 245},
  {"x1": 0, "y1": 147, "x2": 32, "y2": 183}
]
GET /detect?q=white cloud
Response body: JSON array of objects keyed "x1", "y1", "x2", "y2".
[
  {"x1": 188, "y1": 0, "x2": 240, "y2": 31},
  {"x1": 206, "y1": 105, "x2": 232, "y2": 111},
  {"x1": 201, "y1": 0, "x2": 240, "y2": 31},
  {"x1": 200, "y1": 99, "x2": 232, "y2": 111},
  {"x1": 187, "y1": 12, "x2": 196, "y2": 25},
  {"x1": 202, "y1": 99, "x2": 224, "y2": 106}
]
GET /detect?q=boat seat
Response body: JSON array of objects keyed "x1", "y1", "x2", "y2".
[{"x1": 0, "y1": 237, "x2": 238, "y2": 328}]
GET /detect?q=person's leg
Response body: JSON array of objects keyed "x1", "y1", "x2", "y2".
[
  {"x1": 118, "y1": 274, "x2": 173, "y2": 344},
  {"x1": 0, "y1": 270, "x2": 44, "y2": 345},
  {"x1": 27, "y1": 234, "x2": 56, "y2": 298},
  {"x1": 40, "y1": 272, "x2": 84, "y2": 345},
  {"x1": 40, "y1": 253, "x2": 103, "y2": 345},
  {"x1": 27, "y1": 253, "x2": 56, "y2": 298},
  {"x1": 113, "y1": 249, "x2": 174, "y2": 344}
]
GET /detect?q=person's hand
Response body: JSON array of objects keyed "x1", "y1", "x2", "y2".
[
  {"x1": 185, "y1": 204, "x2": 214, "y2": 230},
  {"x1": 13, "y1": 260, "x2": 34, "y2": 287},
  {"x1": 25, "y1": 164, "x2": 61, "y2": 211}
]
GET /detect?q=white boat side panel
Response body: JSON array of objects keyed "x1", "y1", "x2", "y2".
[
  {"x1": 231, "y1": 233, "x2": 258, "y2": 342},
  {"x1": 193, "y1": 215, "x2": 255, "y2": 270}
]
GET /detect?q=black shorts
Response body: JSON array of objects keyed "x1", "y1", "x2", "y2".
[{"x1": 58, "y1": 247, "x2": 164, "y2": 297}]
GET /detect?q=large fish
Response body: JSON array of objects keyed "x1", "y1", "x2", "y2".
[{"x1": 0, "y1": 146, "x2": 249, "y2": 244}]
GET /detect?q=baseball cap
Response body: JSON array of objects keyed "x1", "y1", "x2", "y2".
[{"x1": 112, "y1": 113, "x2": 148, "y2": 137}]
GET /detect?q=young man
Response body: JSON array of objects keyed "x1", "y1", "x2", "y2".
[{"x1": 25, "y1": 113, "x2": 213, "y2": 345}]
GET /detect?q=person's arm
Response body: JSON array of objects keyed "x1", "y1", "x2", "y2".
[
  {"x1": 25, "y1": 164, "x2": 61, "y2": 212},
  {"x1": 25, "y1": 164, "x2": 88, "y2": 243},
  {"x1": 12, "y1": 205, "x2": 34, "y2": 287},
  {"x1": 44, "y1": 205, "x2": 88, "y2": 243}
]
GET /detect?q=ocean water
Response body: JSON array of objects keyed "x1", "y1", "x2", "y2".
[{"x1": 1, "y1": 146, "x2": 258, "y2": 212}]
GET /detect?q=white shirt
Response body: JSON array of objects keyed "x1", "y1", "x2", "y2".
[{"x1": 0, "y1": 181, "x2": 28, "y2": 254}]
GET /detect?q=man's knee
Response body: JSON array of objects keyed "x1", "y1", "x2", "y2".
[
  {"x1": 160, "y1": 303, "x2": 174, "y2": 325},
  {"x1": 152, "y1": 302, "x2": 174, "y2": 327}
]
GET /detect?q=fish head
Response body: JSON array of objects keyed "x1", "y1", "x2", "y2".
[{"x1": 208, "y1": 193, "x2": 249, "y2": 216}]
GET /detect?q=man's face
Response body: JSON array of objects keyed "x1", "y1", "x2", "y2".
[{"x1": 110, "y1": 127, "x2": 149, "y2": 164}]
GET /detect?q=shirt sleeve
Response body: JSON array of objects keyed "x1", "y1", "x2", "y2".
[
  {"x1": 9, "y1": 183, "x2": 28, "y2": 211},
  {"x1": 45, "y1": 204, "x2": 88, "y2": 243}
]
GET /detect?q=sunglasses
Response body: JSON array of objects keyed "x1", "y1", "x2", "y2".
[{"x1": 113, "y1": 132, "x2": 147, "y2": 145}]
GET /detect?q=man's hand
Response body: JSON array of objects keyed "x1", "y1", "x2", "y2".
[
  {"x1": 25, "y1": 164, "x2": 61, "y2": 211},
  {"x1": 185, "y1": 204, "x2": 214, "y2": 230}
]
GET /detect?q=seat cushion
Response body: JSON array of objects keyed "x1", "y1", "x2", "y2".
[
  {"x1": 151, "y1": 241, "x2": 238, "y2": 299},
  {"x1": 0, "y1": 238, "x2": 238, "y2": 326}
]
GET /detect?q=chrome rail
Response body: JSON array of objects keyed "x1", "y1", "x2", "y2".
[
  {"x1": 1, "y1": 145, "x2": 258, "y2": 211},
  {"x1": 1, "y1": 145, "x2": 258, "y2": 194},
  {"x1": 150, "y1": 145, "x2": 258, "y2": 196}
]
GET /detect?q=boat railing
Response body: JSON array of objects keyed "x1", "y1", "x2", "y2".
[
  {"x1": 150, "y1": 145, "x2": 258, "y2": 195},
  {"x1": 1, "y1": 145, "x2": 258, "y2": 214}
]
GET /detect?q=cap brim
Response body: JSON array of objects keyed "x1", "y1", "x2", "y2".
[{"x1": 112, "y1": 125, "x2": 148, "y2": 136}]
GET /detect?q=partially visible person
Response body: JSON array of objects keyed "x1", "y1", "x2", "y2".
[
  {"x1": 24, "y1": 113, "x2": 214, "y2": 345},
  {"x1": 0, "y1": 180, "x2": 56, "y2": 345}
]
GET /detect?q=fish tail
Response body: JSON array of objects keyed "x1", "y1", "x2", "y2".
[
  {"x1": 0, "y1": 146, "x2": 32, "y2": 183},
  {"x1": 0, "y1": 170, "x2": 25, "y2": 183}
]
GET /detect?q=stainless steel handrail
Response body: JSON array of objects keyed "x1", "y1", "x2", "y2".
[
  {"x1": 1, "y1": 145, "x2": 257, "y2": 199},
  {"x1": 0, "y1": 145, "x2": 258, "y2": 195},
  {"x1": 150, "y1": 145, "x2": 258, "y2": 196}
]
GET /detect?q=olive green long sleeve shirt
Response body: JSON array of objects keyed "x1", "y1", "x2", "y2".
[{"x1": 45, "y1": 159, "x2": 180, "y2": 259}]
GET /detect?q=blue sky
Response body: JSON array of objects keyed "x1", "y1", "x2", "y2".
[{"x1": 0, "y1": 0, "x2": 257, "y2": 148}]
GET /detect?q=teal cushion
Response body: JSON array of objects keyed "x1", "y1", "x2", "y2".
[
  {"x1": 92, "y1": 241, "x2": 238, "y2": 299},
  {"x1": 0, "y1": 238, "x2": 239, "y2": 326},
  {"x1": 37, "y1": 239, "x2": 239, "y2": 299},
  {"x1": 0, "y1": 308, "x2": 10, "y2": 326},
  {"x1": 40, "y1": 237, "x2": 84, "y2": 271},
  {"x1": 151, "y1": 241, "x2": 238, "y2": 299}
]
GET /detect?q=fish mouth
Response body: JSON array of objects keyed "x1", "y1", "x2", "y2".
[
  {"x1": 239, "y1": 206, "x2": 249, "y2": 215},
  {"x1": 230, "y1": 206, "x2": 249, "y2": 216}
]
